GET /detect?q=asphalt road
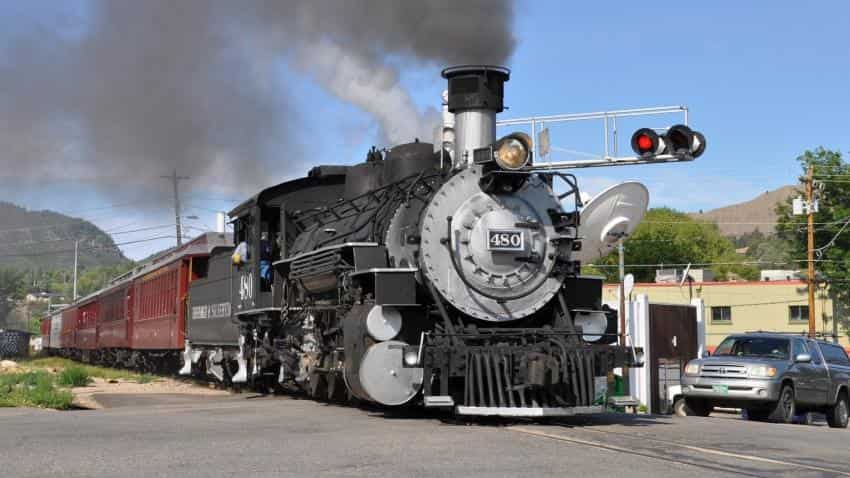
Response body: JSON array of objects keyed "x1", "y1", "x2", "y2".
[{"x1": 2, "y1": 394, "x2": 849, "y2": 477}]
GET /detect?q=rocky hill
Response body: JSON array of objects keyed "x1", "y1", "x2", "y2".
[
  {"x1": 689, "y1": 185, "x2": 798, "y2": 236},
  {"x1": 0, "y1": 202, "x2": 129, "y2": 271}
]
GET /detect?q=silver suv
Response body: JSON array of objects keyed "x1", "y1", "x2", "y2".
[{"x1": 680, "y1": 333, "x2": 850, "y2": 427}]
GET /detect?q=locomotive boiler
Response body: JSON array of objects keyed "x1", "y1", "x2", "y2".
[{"x1": 181, "y1": 65, "x2": 706, "y2": 416}]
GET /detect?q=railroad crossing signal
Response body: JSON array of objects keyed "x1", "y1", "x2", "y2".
[{"x1": 631, "y1": 124, "x2": 706, "y2": 159}]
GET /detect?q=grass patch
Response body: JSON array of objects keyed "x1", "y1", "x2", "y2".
[
  {"x1": 0, "y1": 371, "x2": 74, "y2": 409},
  {"x1": 21, "y1": 357, "x2": 158, "y2": 384},
  {"x1": 57, "y1": 366, "x2": 92, "y2": 387}
]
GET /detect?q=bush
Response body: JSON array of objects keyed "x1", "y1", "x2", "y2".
[
  {"x1": 0, "y1": 371, "x2": 74, "y2": 409},
  {"x1": 57, "y1": 366, "x2": 92, "y2": 387}
]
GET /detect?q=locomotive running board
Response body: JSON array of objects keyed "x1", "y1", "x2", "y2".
[{"x1": 455, "y1": 405, "x2": 604, "y2": 417}]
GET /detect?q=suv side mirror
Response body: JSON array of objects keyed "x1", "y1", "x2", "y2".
[
  {"x1": 795, "y1": 353, "x2": 812, "y2": 363},
  {"x1": 703, "y1": 350, "x2": 711, "y2": 357}
]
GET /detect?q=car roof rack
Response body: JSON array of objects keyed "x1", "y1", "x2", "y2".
[{"x1": 743, "y1": 330, "x2": 840, "y2": 341}]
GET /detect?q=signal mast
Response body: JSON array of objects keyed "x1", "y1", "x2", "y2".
[{"x1": 493, "y1": 107, "x2": 707, "y2": 348}]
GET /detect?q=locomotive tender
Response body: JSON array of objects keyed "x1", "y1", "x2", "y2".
[{"x1": 180, "y1": 65, "x2": 707, "y2": 417}]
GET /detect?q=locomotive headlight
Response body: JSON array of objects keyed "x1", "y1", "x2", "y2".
[
  {"x1": 574, "y1": 311, "x2": 608, "y2": 343},
  {"x1": 403, "y1": 349, "x2": 420, "y2": 367},
  {"x1": 495, "y1": 133, "x2": 531, "y2": 170}
]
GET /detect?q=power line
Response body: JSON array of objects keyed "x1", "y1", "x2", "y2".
[
  {"x1": 813, "y1": 217, "x2": 850, "y2": 258},
  {"x1": 586, "y1": 258, "x2": 841, "y2": 269},
  {"x1": 0, "y1": 204, "x2": 174, "y2": 233},
  {"x1": 0, "y1": 225, "x2": 176, "y2": 250},
  {"x1": 642, "y1": 219, "x2": 846, "y2": 226},
  {"x1": 186, "y1": 203, "x2": 226, "y2": 214},
  {"x1": 186, "y1": 195, "x2": 241, "y2": 202},
  {"x1": 55, "y1": 199, "x2": 169, "y2": 216},
  {"x1": 0, "y1": 235, "x2": 178, "y2": 259},
  {"x1": 110, "y1": 224, "x2": 175, "y2": 235}
]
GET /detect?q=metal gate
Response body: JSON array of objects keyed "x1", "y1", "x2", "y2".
[
  {"x1": 0, "y1": 329, "x2": 31, "y2": 359},
  {"x1": 648, "y1": 304, "x2": 698, "y2": 413}
]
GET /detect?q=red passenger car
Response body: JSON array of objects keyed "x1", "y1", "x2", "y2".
[
  {"x1": 76, "y1": 299, "x2": 99, "y2": 351},
  {"x1": 98, "y1": 285, "x2": 131, "y2": 350},
  {"x1": 132, "y1": 260, "x2": 188, "y2": 350},
  {"x1": 40, "y1": 317, "x2": 50, "y2": 349},
  {"x1": 60, "y1": 306, "x2": 77, "y2": 350}
]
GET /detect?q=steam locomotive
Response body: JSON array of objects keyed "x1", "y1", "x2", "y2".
[{"x1": 48, "y1": 65, "x2": 706, "y2": 417}]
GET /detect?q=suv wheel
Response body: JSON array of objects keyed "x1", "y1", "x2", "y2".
[
  {"x1": 768, "y1": 384, "x2": 796, "y2": 423},
  {"x1": 681, "y1": 397, "x2": 711, "y2": 417},
  {"x1": 826, "y1": 392, "x2": 849, "y2": 429},
  {"x1": 673, "y1": 397, "x2": 687, "y2": 417}
]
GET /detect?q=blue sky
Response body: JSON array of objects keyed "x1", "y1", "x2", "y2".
[{"x1": 2, "y1": 1, "x2": 849, "y2": 260}]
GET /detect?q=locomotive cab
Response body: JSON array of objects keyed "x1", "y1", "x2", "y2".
[{"x1": 230, "y1": 206, "x2": 280, "y2": 314}]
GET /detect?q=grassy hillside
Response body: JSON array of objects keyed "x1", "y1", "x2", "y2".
[
  {"x1": 689, "y1": 185, "x2": 797, "y2": 236},
  {"x1": 0, "y1": 202, "x2": 129, "y2": 271}
]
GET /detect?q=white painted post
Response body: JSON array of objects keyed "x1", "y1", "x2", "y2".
[
  {"x1": 628, "y1": 294, "x2": 651, "y2": 412},
  {"x1": 691, "y1": 298, "x2": 706, "y2": 358}
]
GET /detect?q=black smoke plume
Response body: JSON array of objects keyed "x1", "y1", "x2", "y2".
[{"x1": 0, "y1": 0, "x2": 515, "y2": 196}]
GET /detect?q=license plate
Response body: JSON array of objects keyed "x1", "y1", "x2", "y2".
[
  {"x1": 487, "y1": 230, "x2": 524, "y2": 251},
  {"x1": 712, "y1": 385, "x2": 729, "y2": 394}
]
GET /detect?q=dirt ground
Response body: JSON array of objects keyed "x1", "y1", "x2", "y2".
[
  {"x1": 1, "y1": 358, "x2": 231, "y2": 409},
  {"x1": 72, "y1": 377, "x2": 232, "y2": 409}
]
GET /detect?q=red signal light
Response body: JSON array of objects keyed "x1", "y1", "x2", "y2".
[
  {"x1": 636, "y1": 134, "x2": 653, "y2": 152},
  {"x1": 630, "y1": 128, "x2": 663, "y2": 157},
  {"x1": 630, "y1": 126, "x2": 706, "y2": 159}
]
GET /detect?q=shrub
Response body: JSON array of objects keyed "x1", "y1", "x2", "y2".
[
  {"x1": 57, "y1": 366, "x2": 92, "y2": 387},
  {"x1": 0, "y1": 371, "x2": 74, "y2": 409}
]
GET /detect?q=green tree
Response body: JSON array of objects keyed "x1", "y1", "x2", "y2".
[
  {"x1": 776, "y1": 148, "x2": 850, "y2": 337},
  {"x1": 0, "y1": 267, "x2": 26, "y2": 327},
  {"x1": 586, "y1": 208, "x2": 759, "y2": 283},
  {"x1": 63, "y1": 263, "x2": 136, "y2": 299}
]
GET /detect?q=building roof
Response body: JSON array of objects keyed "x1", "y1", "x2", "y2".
[{"x1": 602, "y1": 279, "x2": 807, "y2": 289}]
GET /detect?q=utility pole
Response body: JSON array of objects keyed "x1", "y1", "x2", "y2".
[
  {"x1": 161, "y1": 169, "x2": 190, "y2": 246},
  {"x1": 73, "y1": 239, "x2": 79, "y2": 301},
  {"x1": 806, "y1": 166, "x2": 816, "y2": 338},
  {"x1": 618, "y1": 239, "x2": 626, "y2": 346}
]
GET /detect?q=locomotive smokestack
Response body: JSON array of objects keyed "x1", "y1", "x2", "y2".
[{"x1": 441, "y1": 66, "x2": 511, "y2": 169}]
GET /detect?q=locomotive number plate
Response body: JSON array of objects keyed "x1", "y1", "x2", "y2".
[{"x1": 487, "y1": 230, "x2": 524, "y2": 251}]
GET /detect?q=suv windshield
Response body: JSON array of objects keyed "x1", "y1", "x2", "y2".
[{"x1": 714, "y1": 336, "x2": 790, "y2": 360}]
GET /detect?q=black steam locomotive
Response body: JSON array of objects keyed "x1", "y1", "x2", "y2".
[{"x1": 181, "y1": 66, "x2": 704, "y2": 416}]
